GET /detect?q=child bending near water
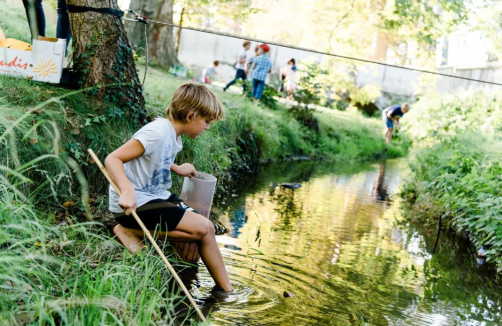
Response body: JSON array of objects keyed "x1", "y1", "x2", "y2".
[
  {"x1": 382, "y1": 103, "x2": 410, "y2": 145},
  {"x1": 105, "y1": 83, "x2": 233, "y2": 292}
]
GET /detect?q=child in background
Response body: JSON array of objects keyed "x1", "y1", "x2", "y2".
[
  {"x1": 250, "y1": 44, "x2": 272, "y2": 100},
  {"x1": 105, "y1": 83, "x2": 233, "y2": 292},
  {"x1": 245, "y1": 45, "x2": 261, "y2": 82},
  {"x1": 285, "y1": 58, "x2": 297, "y2": 100},
  {"x1": 223, "y1": 40, "x2": 251, "y2": 92},
  {"x1": 382, "y1": 103, "x2": 410, "y2": 145},
  {"x1": 203, "y1": 61, "x2": 219, "y2": 84}
]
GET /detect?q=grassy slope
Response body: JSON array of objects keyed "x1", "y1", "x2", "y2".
[
  {"x1": 0, "y1": 67, "x2": 410, "y2": 206},
  {"x1": 0, "y1": 2, "x2": 410, "y2": 324}
]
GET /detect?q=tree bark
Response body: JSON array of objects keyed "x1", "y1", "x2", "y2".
[
  {"x1": 174, "y1": 6, "x2": 185, "y2": 55},
  {"x1": 127, "y1": 0, "x2": 179, "y2": 69},
  {"x1": 68, "y1": 0, "x2": 146, "y2": 123},
  {"x1": 149, "y1": 0, "x2": 178, "y2": 68}
]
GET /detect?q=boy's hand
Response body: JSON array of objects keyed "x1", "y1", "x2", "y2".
[
  {"x1": 175, "y1": 163, "x2": 197, "y2": 180},
  {"x1": 118, "y1": 190, "x2": 137, "y2": 215}
]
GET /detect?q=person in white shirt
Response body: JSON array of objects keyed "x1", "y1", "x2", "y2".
[
  {"x1": 203, "y1": 60, "x2": 219, "y2": 84},
  {"x1": 285, "y1": 58, "x2": 298, "y2": 100},
  {"x1": 223, "y1": 40, "x2": 251, "y2": 92},
  {"x1": 106, "y1": 83, "x2": 233, "y2": 292}
]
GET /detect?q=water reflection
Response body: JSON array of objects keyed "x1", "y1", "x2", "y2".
[
  {"x1": 188, "y1": 160, "x2": 502, "y2": 325},
  {"x1": 373, "y1": 160, "x2": 390, "y2": 203}
]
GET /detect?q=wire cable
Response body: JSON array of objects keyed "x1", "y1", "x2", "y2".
[{"x1": 123, "y1": 13, "x2": 502, "y2": 87}]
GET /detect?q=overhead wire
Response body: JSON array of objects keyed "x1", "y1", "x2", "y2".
[{"x1": 123, "y1": 11, "x2": 502, "y2": 87}]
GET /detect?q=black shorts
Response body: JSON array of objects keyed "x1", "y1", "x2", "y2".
[{"x1": 113, "y1": 195, "x2": 196, "y2": 232}]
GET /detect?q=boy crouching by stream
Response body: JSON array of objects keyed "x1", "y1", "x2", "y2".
[{"x1": 105, "y1": 83, "x2": 233, "y2": 292}]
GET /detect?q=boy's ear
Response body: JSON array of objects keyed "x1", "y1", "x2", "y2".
[{"x1": 186, "y1": 111, "x2": 196, "y2": 123}]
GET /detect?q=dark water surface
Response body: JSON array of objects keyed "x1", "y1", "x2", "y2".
[{"x1": 189, "y1": 160, "x2": 502, "y2": 325}]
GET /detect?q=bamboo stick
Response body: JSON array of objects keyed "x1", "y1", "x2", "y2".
[{"x1": 87, "y1": 149, "x2": 207, "y2": 323}]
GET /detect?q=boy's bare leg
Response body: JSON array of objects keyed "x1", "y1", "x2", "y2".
[
  {"x1": 113, "y1": 211, "x2": 233, "y2": 292},
  {"x1": 173, "y1": 211, "x2": 234, "y2": 292},
  {"x1": 385, "y1": 128, "x2": 393, "y2": 145}
]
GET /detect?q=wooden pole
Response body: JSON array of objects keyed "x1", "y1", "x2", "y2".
[{"x1": 87, "y1": 149, "x2": 207, "y2": 323}]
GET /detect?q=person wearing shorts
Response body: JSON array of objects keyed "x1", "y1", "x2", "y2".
[
  {"x1": 112, "y1": 195, "x2": 196, "y2": 233},
  {"x1": 105, "y1": 83, "x2": 233, "y2": 292},
  {"x1": 382, "y1": 103, "x2": 410, "y2": 145}
]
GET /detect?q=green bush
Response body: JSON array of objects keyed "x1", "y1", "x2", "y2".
[
  {"x1": 400, "y1": 134, "x2": 502, "y2": 271},
  {"x1": 403, "y1": 90, "x2": 502, "y2": 142},
  {"x1": 242, "y1": 81, "x2": 278, "y2": 110}
]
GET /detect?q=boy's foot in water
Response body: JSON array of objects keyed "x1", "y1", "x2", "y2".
[{"x1": 210, "y1": 285, "x2": 232, "y2": 303}]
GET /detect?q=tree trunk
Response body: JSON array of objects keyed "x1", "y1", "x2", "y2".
[
  {"x1": 126, "y1": 0, "x2": 178, "y2": 69},
  {"x1": 370, "y1": 31, "x2": 389, "y2": 61},
  {"x1": 369, "y1": 0, "x2": 389, "y2": 62},
  {"x1": 149, "y1": 0, "x2": 178, "y2": 68},
  {"x1": 68, "y1": 0, "x2": 146, "y2": 123},
  {"x1": 174, "y1": 6, "x2": 185, "y2": 55}
]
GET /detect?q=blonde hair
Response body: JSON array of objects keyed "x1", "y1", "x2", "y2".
[
  {"x1": 402, "y1": 103, "x2": 410, "y2": 112},
  {"x1": 243, "y1": 40, "x2": 251, "y2": 47},
  {"x1": 166, "y1": 82, "x2": 224, "y2": 123}
]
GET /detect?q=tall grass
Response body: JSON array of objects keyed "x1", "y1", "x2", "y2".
[{"x1": 0, "y1": 106, "x2": 201, "y2": 325}]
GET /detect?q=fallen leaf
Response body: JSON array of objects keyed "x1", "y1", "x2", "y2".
[
  {"x1": 62, "y1": 201, "x2": 75, "y2": 207},
  {"x1": 70, "y1": 128, "x2": 81, "y2": 135},
  {"x1": 34, "y1": 86, "x2": 41, "y2": 91},
  {"x1": 283, "y1": 291, "x2": 295, "y2": 298}
]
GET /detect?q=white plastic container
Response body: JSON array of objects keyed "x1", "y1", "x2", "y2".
[
  {"x1": 172, "y1": 172, "x2": 217, "y2": 262},
  {"x1": 179, "y1": 172, "x2": 217, "y2": 218}
]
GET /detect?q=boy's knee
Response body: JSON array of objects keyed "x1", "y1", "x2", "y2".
[
  {"x1": 193, "y1": 217, "x2": 215, "y2": 239},
  {"x1": 207, "y1": 220, "x2": 215, "y2": 235},
  {"x1": 113, "y1": 224, "x2": 123, "y2": 236}
]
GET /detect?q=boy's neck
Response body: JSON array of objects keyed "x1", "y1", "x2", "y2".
[{"x1": 168, "y1": 118, "x2": 184, "y2": 137}]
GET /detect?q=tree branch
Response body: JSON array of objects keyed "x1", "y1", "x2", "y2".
[{"x1": 328, "y1": 0, "x2": 357, "y2": 53}]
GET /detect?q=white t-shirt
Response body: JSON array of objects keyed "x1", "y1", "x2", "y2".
[
  {"x1": 204, "y1": 66, "x2": 216, "y2": 78},
  {"x1": 286, "y1": 66, "x2": 298, "y2": 88},
  {"x1": 236, "y1": 50, "x2": 248, "y2": 70},
  {"x1": 108, "y1": 118, "x2": 183, "y2": 213}
]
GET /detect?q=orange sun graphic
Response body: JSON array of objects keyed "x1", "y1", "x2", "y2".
[{"x1": 33, "y1": 59, "x2": 58, "y2": 77}]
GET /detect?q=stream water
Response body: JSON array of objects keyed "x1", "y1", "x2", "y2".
[{"x1": 184, "y1": 159, "x2": 502, "y2": 325}]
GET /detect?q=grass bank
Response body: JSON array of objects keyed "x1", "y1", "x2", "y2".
[{"x1": 401, "y1": 91, "x2": 502, "y2": 272}]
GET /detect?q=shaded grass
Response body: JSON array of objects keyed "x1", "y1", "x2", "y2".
[{"x1": 0, "y1": 201, "x2": 196, "y2": 325}]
